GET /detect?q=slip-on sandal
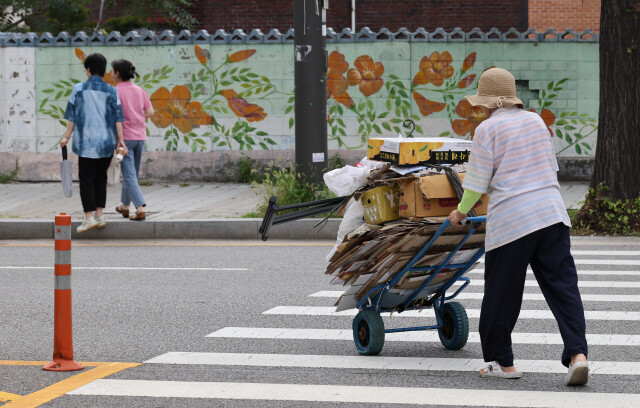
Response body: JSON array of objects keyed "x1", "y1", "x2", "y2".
[
  {"x1": 565, "y1": 360, "x2": 589, "y2": 386},
  {"x1": 115, "y1": 205, "x2": 129, "y2": 218},
  {"x1": 130, "y1": 210, "x2": 146, "y2": 221},
  {"x1": 479, "y1": 361, "x2": 523, "y2": 379}
]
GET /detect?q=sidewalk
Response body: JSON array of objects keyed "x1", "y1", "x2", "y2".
[{"x1": 0, "y1": 181, "x2": 590, "y2": 239}]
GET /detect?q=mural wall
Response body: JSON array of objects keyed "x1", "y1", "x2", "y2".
[{"x1": 0, "y1": 29, "x2": 599, "y2": 160}]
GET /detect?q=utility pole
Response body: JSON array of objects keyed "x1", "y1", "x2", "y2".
[{"x1": 294, "y1": 0, "x2": 328, "y2": 184}]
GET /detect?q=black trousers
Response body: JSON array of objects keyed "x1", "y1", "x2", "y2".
[
  {"x1": 480, "y1": 222, "x2": 588, "y2": 367},
  {"x1": 78, "y1": 156, "x2": 112, "y2": 213}
]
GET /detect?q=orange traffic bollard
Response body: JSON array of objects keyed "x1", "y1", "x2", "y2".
[{"x1": 43, "y1": 213, "x2": 84, "y2": 372}]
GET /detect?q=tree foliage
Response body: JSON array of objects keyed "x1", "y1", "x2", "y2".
[
  {"x1": 0, "y1": 0, "x2": 197, "y2": 33},
  {"x1": 1, "y1": 0, "x2": 92, "y2": 33}
]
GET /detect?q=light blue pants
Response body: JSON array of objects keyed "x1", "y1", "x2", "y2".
[{"x1": 120, "y1": 140, "x2": 146, "y2": 208}]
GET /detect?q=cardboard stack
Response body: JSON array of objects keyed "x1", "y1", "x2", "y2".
[
  {"x1": 325, "y1": 140, "x2": 487, "y2": 312},
  {"x1": 327, "y1": 217, "x2": 485, "y2": 312}
]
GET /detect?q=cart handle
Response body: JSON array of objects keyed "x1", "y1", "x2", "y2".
[{"x1": 461, "y1": 216, "x2": 486, "y2": 225}]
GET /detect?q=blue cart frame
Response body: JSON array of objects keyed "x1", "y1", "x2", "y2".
[{"x1": 352, "y1": 216, "x2": 486, "y2": 355}]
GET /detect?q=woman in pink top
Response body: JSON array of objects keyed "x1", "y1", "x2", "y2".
[{"x1": 112, "y1": 59, "x2": 154, "y2": 221}]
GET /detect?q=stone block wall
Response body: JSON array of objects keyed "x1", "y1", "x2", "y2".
[{"x1": 0, "y1": 28, "x2": 599, "y2": 181}]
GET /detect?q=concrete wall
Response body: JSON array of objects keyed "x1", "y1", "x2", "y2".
[{"x1": 0, "y1": 28, "x2": 599, "y2": 181}]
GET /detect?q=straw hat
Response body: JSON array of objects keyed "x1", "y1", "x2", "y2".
[{"x1": 465, "y1": 67, "x2": 524, "y2": 109}]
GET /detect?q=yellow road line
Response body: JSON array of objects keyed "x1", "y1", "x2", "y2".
[
  {"x1": 2, "y1": 362, "x2": 140, "y2": 408},
  {"x1": 0, "y1": 392, "x2": 22, "y2": 402}
]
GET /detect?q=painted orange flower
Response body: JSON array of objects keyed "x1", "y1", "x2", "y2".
[
  {"x1": 458, "y1": 74, "x2": 476, "y2": 89},
  {"x1": 194, "y1": 45, "x2": 210, "y2": 64},
  {"x1": 413, "y1": 92, "x2": 446, "y2": 117},
  {"x1": 228, "y1": 49, "x2": 256, "y2": 63},
  {"x1": 462, "y1": 52, "x2": 477, "y2": 72},
  {"x1": 413, "y1": 51, "x2": 455, "y2": 87},
  {"x1": 220, "y1": 89, "x2": 267, "y2": 122},
  {"x1": 347, "y1": 55, "x2": 384, "y2": 97},
  {"x1": 452, "y1": 100, "x2": 487, "y2": 138},
  {"x1": 75, "y1": 48, "x2": 86, "y2": 62},
  {"x1": 150, "y1": 85, "x2": 212, "y2": 133},
  {"x1": 326, "y1": 51, "x2": 354, "y2": 108},
  {"x1": 528, "y1": 109, "x2": 556, "y2": 136}
]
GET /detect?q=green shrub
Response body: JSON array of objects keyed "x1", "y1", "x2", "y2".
[
  {"x1": 237, "y1": 157, "x2": 265, "y2": 183},
  {"x1": 574, "y1": 183, "x2": 640, "y2": 235},
  {"x1": 328, "y1": 153, "x2": 347, "y2": 170},
  {"x1": 255, "y1": 167, "x2": 335, "y2": 215}
]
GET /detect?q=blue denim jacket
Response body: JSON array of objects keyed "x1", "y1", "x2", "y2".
[{"x1": 64, "y1": 76, "x2": 125, "y2": 158}]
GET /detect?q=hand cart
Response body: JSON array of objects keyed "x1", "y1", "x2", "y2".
[{"x1": 352, "y1": 216, "x2": 486, "y2": 355}]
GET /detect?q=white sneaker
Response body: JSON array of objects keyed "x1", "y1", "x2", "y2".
[
  {"x1": 96, "y1": 216, "x2": 106, "y2": 228},
  {"x1": 565, "y1": 360, "x2": 589, "y2": 386},
  {"x1": 77, "y1": 217, "x2": 99, "y2": 233}
]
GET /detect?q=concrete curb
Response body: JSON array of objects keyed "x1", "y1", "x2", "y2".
[{"x1": 0, "y1": 219, "x2": 341, "y2": 240}]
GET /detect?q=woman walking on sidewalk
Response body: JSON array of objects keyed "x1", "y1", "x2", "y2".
[
  {"x1": 448, "y1": 67, "x2": 589, "y2": 385},
  {"x1": 60, "y1": 53, "x2": 127, "y2": 233},
  {"x1": 112, "y1": 59, "x2": 154, "y2": 221}
]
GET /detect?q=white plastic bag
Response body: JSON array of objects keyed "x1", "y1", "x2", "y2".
[
  {"x1": 326, "y1": 199, "x2": 365, "y2": 262},
  {"x1": 323, "y1": 165, "x2": 370, "y2": 196},
  {"x1": 107, "y1": 160, "x2": 121, "y2": 187}
]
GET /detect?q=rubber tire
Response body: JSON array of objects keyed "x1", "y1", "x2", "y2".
[
  {"x1": 352, "y1": 310, "x2": 385, "y2": 355},
  {"x1": 438, "y1": 302, "x2": 469, "y2": 350}
]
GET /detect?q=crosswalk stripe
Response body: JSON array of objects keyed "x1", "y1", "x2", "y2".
[
  {"x1": 309, "y1": 290, "x2": 640, "y2": 302},
  {"x1": 263, "y1": 306, "x2": 640, "y2": 321},
  {"x1": 206, "y1": 327, "x2": 640, "y2": 346},
  {"x1": 145, "y1": 351, "x2": 640, "y2": 375},
  {"x1": 570, "y1": 250, "x2": 640, "y2": 256},
  {"x1": 478, "y1": 258, "x2": 640, "y2": 266},
  {"x1": 68, "y1": 379, "x2": 640, "y2": 407},
  {"x1": 465, "y1": 280, "x2": 640, "y2": 288},
  {"x1": 468, "y1": 269, "x2": 640, "y2": 277}
]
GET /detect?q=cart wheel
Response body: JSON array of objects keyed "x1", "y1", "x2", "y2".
[
  {"x1": 352, "y1": 310, "x2": 385, "y2": 355},
  {"x1": 438, "y1": 302, "x2": 469, "y2": 350}
]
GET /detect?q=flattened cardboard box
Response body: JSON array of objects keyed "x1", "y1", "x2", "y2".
[
  {"x1": 367, "y1": 137, "x2": 472, "y2": 166},
  {"x1": 398, "y1": 173, "x2": 489, "y2": 217}
]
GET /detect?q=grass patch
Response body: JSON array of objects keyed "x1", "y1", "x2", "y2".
[
  {"x1": 139, "y1": 180, "x2": 153, "y2": 186},
  {"x1": 0, "y1": 160, "x2": 19, "y2": 184},
  {"x1": 180, "y1": 183, "x2": 191, "y2": 187}
]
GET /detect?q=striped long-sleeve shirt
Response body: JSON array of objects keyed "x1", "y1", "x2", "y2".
[{"x1": 462, "y1": 106, "x2": 570, "y2": 251}]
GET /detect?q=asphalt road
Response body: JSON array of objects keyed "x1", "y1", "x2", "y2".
[{"x1": 1, "y1": 237, "x2": 640, "y2": 407}]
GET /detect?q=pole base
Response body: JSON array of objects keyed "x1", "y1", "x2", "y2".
[{"x1": 43, "y1": 359, "x2": 84, "y2": 372}]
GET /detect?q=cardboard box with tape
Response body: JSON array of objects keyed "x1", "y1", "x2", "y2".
[{"x1": 398, "y1": 173, "x2": 489, "y2": 217}]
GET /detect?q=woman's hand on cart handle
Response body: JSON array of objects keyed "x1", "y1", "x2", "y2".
[{"x1": 448, "y1": 209, "x2": 466, "y2": 226}]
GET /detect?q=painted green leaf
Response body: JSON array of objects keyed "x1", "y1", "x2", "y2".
[
  {"x1": 575, "y1": 144, "x2": 582, "y2": 154},
  {"x1": 382, "y1": 122, "x2": 391, "y2": 131},
  {"x1": 265, "y1": 138, "x2": 277, "y2": 145}
]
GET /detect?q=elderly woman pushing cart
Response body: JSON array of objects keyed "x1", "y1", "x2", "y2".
[{"x1": 448, "y1": 67, "x2": 589, "y2": 386}]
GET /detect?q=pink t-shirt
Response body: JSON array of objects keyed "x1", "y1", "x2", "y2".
[{"x1": 116, "y1": 81, "x2": 152, "y2": 141}]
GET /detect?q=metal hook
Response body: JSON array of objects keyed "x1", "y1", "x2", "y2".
[{"x1": 402, "y1": 119, "x2": 416, "y2": 137}]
